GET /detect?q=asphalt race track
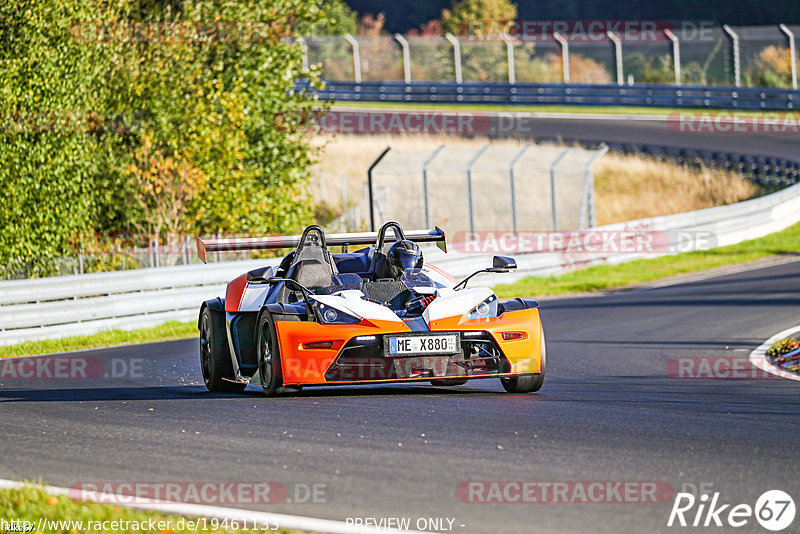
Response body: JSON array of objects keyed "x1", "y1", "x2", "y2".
[
  {"x1": 512, "y1": 115, "x2": 800, "y2": 160},
  {"x1": 2, "y1": 258, "x2": 799, "y2": 533},
  {"x1": 333, "y1": 106, "x2": 800, "y2": 161}
]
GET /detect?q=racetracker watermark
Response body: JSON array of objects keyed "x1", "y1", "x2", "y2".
[
  {"x1": 70, "y1": 21, "x2": 288, "y2": 44},
  {"x1": 0, "y1": 111, "x2": 149, "y2": 135},
  {"x1": 457, "y1": 481, "x2": 674, "y2": 503},
  {"x1": 452, "y1": 230, "x2": 717, "y2": 254},
  {"x1": 460, "y1": 20, "x2": 716, "y2": 42},
  {"x1": 666, "y1": 356, "x2": 779, "y2": 379},
  {"x1": 668, "y1": 112, "x2": 800, "y2": 134},
  {"x1": 274, "y1": 109, "x2": 493, "y2": 135},
  {"x1": 0, "y1": 356, "x2": 143, "y2": 380},
  {"x1": 68, "y1": 481, "x2": 326, "y2": 505}
]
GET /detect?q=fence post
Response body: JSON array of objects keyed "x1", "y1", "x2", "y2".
[
  {"x1": 466, "y1": 145, "x2": 490, "y2": 233},
  {"x1": 663, "y1": 28, "x2": 681, "y2": 85},
  {"x1": 500, "y1": 33, "x2": 515, "y2": 84},
  {"x1": 344, "y1": 33, "x2": 362, "y2": 83},
  {"x1": 445, "y1": 33, "x2": 463, "y2": 84},
  {"x1": 297, "y1": 37, "x2": 309, "y2": 73},
  {"x1": 508, "y1": 145, "x2": 532, "y2": 232},
  {"x1": 548, "y1": 148, "x2": 571, "y2": 230},
  {"x1": 722, "y1": 25, "x2": 741, "y2": 87},
  {"x1": 607, "y1": 31, "x2": 623, "y2": 85},
  {"x1": 367, "y1": 147, "x2": 391, "y2": 231},
  {"x1": 394, "y1": 33, "x2": 412, "y2": 84},
  {"x1": 579, "y1": 145, "x2": 609, "y2": 229},
  {"x1": 780, "y1": 24, "x2": 798, "y2": 90},
  {"x1": 422, "y1": 145, "x2": 445, "y2": 228},
  {"x1": 554, "y1": 32, "x2": 570, "y2": 83}
]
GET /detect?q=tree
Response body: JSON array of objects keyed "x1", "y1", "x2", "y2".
[
  {"x1": 441, "y1": 0, "x2": 517, "y2": 35},
  {"x1": 1, "y1": 0, "x2": 335, "y2": 277}
]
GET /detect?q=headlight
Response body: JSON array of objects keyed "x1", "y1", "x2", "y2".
[
  {"x1": 466, "y1": 294, "x2": 498, "y2": 320},
  {"x1": 313, "y1": 301, "x2": 361, "y2": 325}
]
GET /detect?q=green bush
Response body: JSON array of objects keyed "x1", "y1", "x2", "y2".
[{"x1": 1, "y1": 0, "x2": 333, "y2": 276}]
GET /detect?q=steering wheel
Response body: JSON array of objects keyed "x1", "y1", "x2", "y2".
[{"x1": 375, "y1": 221, "x2": 406, "y2": 251}]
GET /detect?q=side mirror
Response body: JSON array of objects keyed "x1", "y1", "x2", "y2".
[{"x1": 488, "y1": 256, "x2": 517, "y2": 273}]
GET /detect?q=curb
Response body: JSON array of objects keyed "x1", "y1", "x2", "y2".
[{"x1": 749, "y1": 325, "x2": 800, "y2": 382}]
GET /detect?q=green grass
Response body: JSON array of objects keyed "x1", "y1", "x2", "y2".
[
  {"x1": 333, "y1": 101, "x2": 800, "y2": 117},
  {"x1": 494, "y1": 221, "x2": 800, "y2": 297},
  {"x1": 0, "y1": 485, "x2": 298, "y2": 533},
  {"x1": 0, "y1": 321, "x2": 196, "y2": 359}
]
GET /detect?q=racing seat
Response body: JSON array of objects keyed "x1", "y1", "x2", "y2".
[{"x1": 282, "y1": 226, "x2": 338, "y2": 299}]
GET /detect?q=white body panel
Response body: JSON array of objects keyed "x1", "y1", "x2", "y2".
[
  {"x1": 312, "y1": 292, "x2": 403, "y2": 323},
  {"x1": 423, "y1": 287, "x2": 493, "y2": 323},
  {"x1": 312, "y1": 286, "x2": 494, "y2": 326}
]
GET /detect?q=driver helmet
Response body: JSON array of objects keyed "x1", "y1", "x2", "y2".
[{"x1": 386, "y1": 240, "x2": 423, "y2": 279}]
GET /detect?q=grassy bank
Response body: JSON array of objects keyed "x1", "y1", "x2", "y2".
[
  {"x1": 0, "y1": 321, "x2": 196, "y2": 359},
  {"x1": 0, "y1": 485, "x2": 297, "y2": 533},
  {"x1": 494, "y1": 221, "x2": 800, "y2": 297}
]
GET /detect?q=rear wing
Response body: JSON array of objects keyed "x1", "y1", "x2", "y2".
[{"x1": 195, "y1": 227, "x2": 447, "y2": 263}]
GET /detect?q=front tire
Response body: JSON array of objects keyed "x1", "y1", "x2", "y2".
[
  {"x1": 501, "y1": 323, "x2": 546, "y2": 393},
  {"x1": 257, "y1": 310, "x2": 283, "y2": 397},
  {"x1": 199, "y1": 306, "x2": 246, "y2": 393}
]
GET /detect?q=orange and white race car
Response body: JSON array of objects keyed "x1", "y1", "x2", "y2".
[{"x1": 197, "y1": 222, "x2": 545, "y2": 396}]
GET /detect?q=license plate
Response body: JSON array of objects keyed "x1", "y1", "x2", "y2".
[{"x1": 388, "y1": 334, "x2": 458, "y2": 355}]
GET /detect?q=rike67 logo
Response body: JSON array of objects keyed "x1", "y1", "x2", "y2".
[{"x1": 668, "y1": 489, "x2": 795, "y2": 531}]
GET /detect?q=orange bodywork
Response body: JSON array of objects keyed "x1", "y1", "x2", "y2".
[{"x1": 275, "y1": 308, "x2": 542, "y2": 386}]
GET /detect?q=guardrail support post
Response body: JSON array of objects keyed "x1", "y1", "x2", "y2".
[
  {"x1": 500, "y1": 33, "x2": 515, "y2": 84},
  {"x1": 780, "y1": 24, "x2": 798, "y2": 90},
  {"x1": 344, "y1": 33, "x2": 362, "y2": 83},
  {"x1": 508, "y1": 145, "x2": 532, "y2": 232},
  {"x1": 367, "y1": 147, "x2": 391, "y2": 231},
  {"x1": 554, "y1": 32, "x2": 570, "y2": 83},
  {"x1": 663, "y1": 28, "x2": 681, "y2": 85},
  {"x1": 579, "y1": 145, "x2": 609, "y2": 229},
  {"x1": 548, "y1": 148, "x2": 571, "y2": 230},
  {"x1": 722, "y1": 25, "x2": 741, "y2": 87},
  {"x1": 445, "y1": 33, "x2": 463, "y2": 84},
  {"x1": 466, "y1": 145, "x2": 490, "y2": 233},
  {"x1": 394, "y1": 33, "x2": 412, "y2": 84},
  {"x1": 422, "y1": 145, "x2": 445, "y2": 228},
  {"x1": 297, "y1": 37, "x2": 309, "y2": 73},
  {"x1": 607, "y1": 31, "x2": 623, "y2": 85}
]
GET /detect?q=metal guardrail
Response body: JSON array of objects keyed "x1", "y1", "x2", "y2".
[
  {"x1": 3, "y1": 173, "x2": 800, "y2": 346},
  {"x1": 425, "y1": 178, "x2": 800, "y2": 282},
  {"x1": 0, "y1": 259, "x2": 278, "y2": 346},
  {"x1": 303, "y1": 81, "x2": 800, "y2": 111}
]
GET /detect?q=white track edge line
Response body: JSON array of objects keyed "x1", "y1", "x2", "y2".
[
  {"x1": 749, "y1": 325, "x2": 800, "y2": 382},
  {"x1": 0, "y1": 479, "x2": 425, "y2": 534}
]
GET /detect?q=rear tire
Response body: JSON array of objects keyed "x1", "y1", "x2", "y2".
[
  {"x1": 257, "y1": 310, "x2": 283, "y2": 397},
  {"x1": 199, "y1": 306, "x2": 246, "y2": 393},
  {"x1": 501, "y1": 323, "x2": 546, "y2": 393}
]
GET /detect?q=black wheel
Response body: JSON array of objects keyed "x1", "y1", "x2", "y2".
[
  {"x1": 430, "y1": 378, "x2": 468, "y2": 386},
  {"x1": 501, "y1": 323, "x2": 546, "y2": 394},
  {"x1": 257, "y1": 309, "x2": 283, "y2": 397},
  {"x1": 199, "y1": 306, "x2": 246, "y2": 393}
]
